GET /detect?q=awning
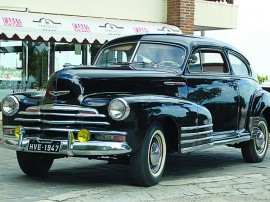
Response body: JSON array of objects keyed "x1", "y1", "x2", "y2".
[{"x1": 0, "y1": 10, "x2": 182, "y2": 44}]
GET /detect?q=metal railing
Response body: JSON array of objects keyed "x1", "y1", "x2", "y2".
[{"x1": 206, "y1": 0, "x2": 234, "y2": 4}]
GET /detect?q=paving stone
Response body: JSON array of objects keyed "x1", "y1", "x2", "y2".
[{"x1": 1, "y1": 120, "x2": 270, "y2": 202}]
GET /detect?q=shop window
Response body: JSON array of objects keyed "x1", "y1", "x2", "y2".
[
  {"x1": 27, "y1": 42, "x2": 49, "y2": 90},
  {"x1": 54, "y1": 43, "x2": 91, "y2": 71},
  {"x1": 0, "y1": 40, "x2": 23, "y2": 101}
]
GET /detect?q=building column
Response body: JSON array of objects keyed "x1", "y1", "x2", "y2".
[{"x1": 167, "y1": 0, "x2": 195, "y2": 35}]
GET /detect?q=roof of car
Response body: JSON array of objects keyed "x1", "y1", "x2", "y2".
[{"x1": 104, "y1": 34, "x2": 238, "y2": 52}]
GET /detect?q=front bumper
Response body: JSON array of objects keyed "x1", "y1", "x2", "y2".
[{"x1": 0, "y1": 128, "x2": 132, "y2": 156}]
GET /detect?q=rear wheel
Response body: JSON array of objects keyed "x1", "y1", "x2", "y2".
[
  {"x1": 241, "y1": 116, "x2": 269, "y2": 163},
  {"x1": 17, "y1": 151, "x2": 54, "y2": 176},
  {"x1": 130, "y1": 123, "x2": 167, "y2": 187}
]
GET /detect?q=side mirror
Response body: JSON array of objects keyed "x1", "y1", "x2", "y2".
[{"x1": 189, "y1": 54, "x2": 198, "y2": 64}]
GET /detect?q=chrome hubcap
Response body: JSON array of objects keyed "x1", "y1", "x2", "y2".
[
  {"x1": 255, "y1": 121, "x2": 268, "y2": 154},
  {"x1": 149, "y1": 133, "x2": 163, "y2": 174},
  {"x1": 256, "y1": 131, "x2": 265, "y2": 149},
  {"x1": 150, "y1": 142, "x2": 161, "y2": 167}
]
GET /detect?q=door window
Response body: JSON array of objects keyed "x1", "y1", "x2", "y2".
[{"x1": 189, "y1": 50, "x2": 228, "y2": 74}]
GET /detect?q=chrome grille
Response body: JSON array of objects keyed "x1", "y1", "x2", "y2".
[{"x1": 15, "y1": 104, "x2": 112, "y2": 137}]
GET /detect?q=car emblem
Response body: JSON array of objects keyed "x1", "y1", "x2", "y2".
[{"x1": 49, "y1": 90, "x2": 70, "y2": 96}]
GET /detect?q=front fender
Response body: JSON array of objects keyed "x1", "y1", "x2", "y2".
[
  {"x1": 2, "y1": 92, "x2": 44, "y2": 126},
  {"x1": 122, "y1": 95, "x2": 212, "y2": 151}
]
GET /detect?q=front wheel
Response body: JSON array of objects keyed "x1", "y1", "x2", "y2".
[
  {"x1": 241, "y1": 116, "x2": 269, "y2": 163},
  {"x1": 130, "y1": 123, "x2": 167, "y2": 187},
  {"x1": 17, "y1": 151, "x2": 54, "y2": 176}
]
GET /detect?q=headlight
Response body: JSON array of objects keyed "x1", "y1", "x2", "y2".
[
  {"x1": 2, "y1": 95, "x2": 19, "y2": 116},
  {"x1": 108, "y1": 98, "x2": 130, "y2": 121}
]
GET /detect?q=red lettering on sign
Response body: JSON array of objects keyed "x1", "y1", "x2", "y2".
[
  {"x1": 134, "y1": 27, "x2": 149, "y2": 34},
  {"x1": 2, "y1": 17, "x2": 23, "y2": 27},
  {"x1": 72, "y1": 23, "x2": 90, "y2": 32}
]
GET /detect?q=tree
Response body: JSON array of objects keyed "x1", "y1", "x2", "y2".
[{"x1": 257, "y1": 74, "x2": 268, "y2": 84}]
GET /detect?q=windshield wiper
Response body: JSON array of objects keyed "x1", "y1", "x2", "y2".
[
  {"x1": 131, "y1": 62, "x2": 182, "y2": 74},
  {"x1": 96, "y1": 62, "x2": 134, "y2": 70},
  {"x1": 130, "y1": 62, "x2": 158, "y2": 68}
]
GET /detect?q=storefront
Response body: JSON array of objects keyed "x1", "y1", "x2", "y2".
[{"x1": 0, "y1": 10, "x2": 181, "y2": 100}]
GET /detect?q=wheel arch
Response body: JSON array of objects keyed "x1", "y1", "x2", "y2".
[
  {"x1": 262, "y1": 107, "x2": 270, "y2": 132},
  {"x1": 153, "y1": 116, "x2": 180, "y2": 153}
]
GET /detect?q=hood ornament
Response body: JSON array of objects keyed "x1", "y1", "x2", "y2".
[{"x1": 49, "y1": 90, "x2": 70, "y2": 96}]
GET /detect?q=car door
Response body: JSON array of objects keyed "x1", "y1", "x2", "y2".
[
  {"x1": 184, "y1": 48, "x2": 240, "y2": 140},
  {"x1": 227, "y1": 50, "x2": 261, "y2": 131}
]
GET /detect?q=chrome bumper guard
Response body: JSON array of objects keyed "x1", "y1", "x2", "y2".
[{"x1": 0, "y1": 128, "x2": 132, "y2": 156}]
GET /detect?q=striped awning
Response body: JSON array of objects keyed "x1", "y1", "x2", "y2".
[{"x1": 0, "y1": 10, "x2": 182, "y2": 44}]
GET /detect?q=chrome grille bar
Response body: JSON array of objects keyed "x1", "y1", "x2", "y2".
[
  {"x1": 22, "y1": 127, "x2": 127, "y2": 135},
  {"x1": 19, "y1": 111, "x2": 106, "y2": 118},
  {"x1": 15, "y1": 118, "x2": 110, "y2": 126}
]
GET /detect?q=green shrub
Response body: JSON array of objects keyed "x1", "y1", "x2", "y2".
[{"x1": 258, "y1": 74, "x2": 268, "y2": 84}]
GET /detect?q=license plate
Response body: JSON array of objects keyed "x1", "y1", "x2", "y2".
[{"x1": 28, "y1": 140, "x2": 61, "y2": 153}]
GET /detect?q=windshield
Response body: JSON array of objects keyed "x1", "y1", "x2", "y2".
[{"x1": 95, "y1": 42, "x2": 186, "y2": 71}]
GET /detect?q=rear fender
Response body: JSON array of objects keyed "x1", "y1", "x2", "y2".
[
  {"x1": 250, "y1": 90, "x2": 270, "y2": 117},
  {"x1": 249, "y1": 89, "x2": 270, "y2": 138}
]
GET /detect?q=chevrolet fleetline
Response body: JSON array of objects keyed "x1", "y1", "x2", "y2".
[{"x1": 1, "y1": 34, "x2": 270, "y2": 187}]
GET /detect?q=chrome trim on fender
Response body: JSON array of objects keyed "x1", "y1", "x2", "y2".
[
  {"x1": 181, "y1": 136, "x2": 212, "y2": 145},
  {"x1": 181, "y1": 124, "x2": 213, "y2": 131},
  {"x1": 181, "y1": 130, "x2": 213, "y2": 138}
]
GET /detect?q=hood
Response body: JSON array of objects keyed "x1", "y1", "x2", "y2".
[{"x1": 43, "y1": 66, "x2": 180, "y2": 105}]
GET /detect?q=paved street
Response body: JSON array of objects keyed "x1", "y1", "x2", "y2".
[{"x1": 1, "y1": 117, "x2": 270, "y2": 201}]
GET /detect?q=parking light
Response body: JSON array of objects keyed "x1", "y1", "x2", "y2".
[{"x1": 78, "y1": 129, "x2": 91, "y2": 142}]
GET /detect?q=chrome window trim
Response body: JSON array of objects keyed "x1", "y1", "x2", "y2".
[{"x1": 93, "y1": 42, "x2": 138, "y2": 66}]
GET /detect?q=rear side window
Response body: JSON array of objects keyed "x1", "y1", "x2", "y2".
[
  {"x1": 228, "y1": 53, "x2": 250, "y2": 76},
  {"x1": 189, "y1": 50, "x2": 229, "y2": 74}
]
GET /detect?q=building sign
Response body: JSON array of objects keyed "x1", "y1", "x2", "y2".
[
  {"x1": 0, "y1": 10, "x2": 182, "y2": 43},
  {"x1": 2, "y1": 17, "x2": 23, "y2": 27},
  {"x1": 158, "y1": 26, "x2": 181, "y2": 33},
  {"x1": 99, "y1": 23, "x2": 124, "y2": 36},
  {"x1": 133, "y1": 27, "x2": 149, "y2": 34},
  {"x1": 33, "y1": 18, "x2": 61, "y2": 31},
  {"x1": 72, "y1": 23, "x2": 90, "y2": 32}
]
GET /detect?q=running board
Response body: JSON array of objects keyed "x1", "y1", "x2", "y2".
[
  {"x1": 213, "y1": 135, "x2": 251, "y2": 146},
  {"x1": 181, "y1": 135, "x2": 251, "y2": 154}
]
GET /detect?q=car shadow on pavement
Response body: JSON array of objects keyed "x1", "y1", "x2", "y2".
[{"x1": 18, "y1": 146, "x2": 248, "y2": 186}]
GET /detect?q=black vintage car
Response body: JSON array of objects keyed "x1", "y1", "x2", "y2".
[{"x1": 1, "y1": 34, "x2": 270, "y2": 187}]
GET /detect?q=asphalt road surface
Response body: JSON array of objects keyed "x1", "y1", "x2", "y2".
[{"x1": 1, "y1": 122, "x2": 270, "y2": 201}]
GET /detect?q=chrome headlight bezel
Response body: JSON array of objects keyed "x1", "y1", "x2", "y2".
[
  {"x1": 1, "y1": 95, "x2": 20, "y2": 116},
  {"x1": 108, "y1": 98, "x2": 130, "y2": 121}
]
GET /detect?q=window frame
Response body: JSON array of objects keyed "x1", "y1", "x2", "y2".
[
  {"x1": 131, "y1": 41, "x2": 186, "y2": 68},
  {"x1": 187, "y1": 48, "x2": 231, "y2": 75},
  {"x1": 227, "y1": 50, "x2": 251, "y2": 77}
]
